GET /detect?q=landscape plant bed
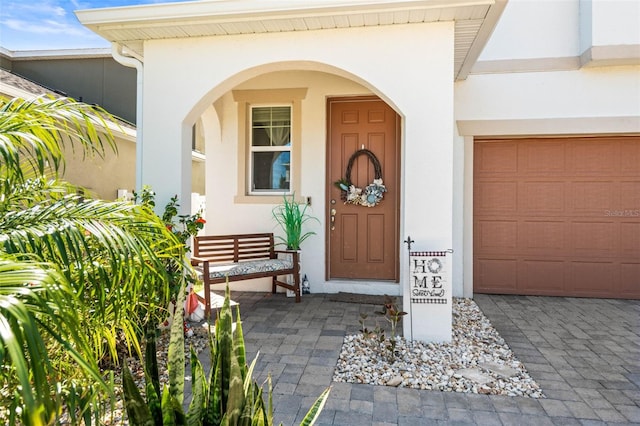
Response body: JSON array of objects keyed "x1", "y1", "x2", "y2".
[
  {"x1": 333, "y1": 298, "x2": 545, "y2": 398},
  {"x1": 53, "y1": 323, "x2": 210, "y2": 425}
]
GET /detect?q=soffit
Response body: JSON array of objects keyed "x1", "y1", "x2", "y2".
[{"x1": 76, "y1": 0, "x2": 506, "y2": 80}]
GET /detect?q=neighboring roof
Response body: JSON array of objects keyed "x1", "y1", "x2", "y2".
[
  {"x1": 76, "y1": 0, "x2": 507, "y2": 80},
  {"x1": 0, "y1": 69, "x2": 136, "y2": 139},
  {"x1": 0, "y1": 69, "x2": 58, "y2": 98},
  {"x1": 0, "y1": 47, "x2": 112, "y2": 61}
]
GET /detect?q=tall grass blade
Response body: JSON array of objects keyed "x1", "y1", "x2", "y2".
[
  {"x1": 299, "y1": 387, "x2": 331, "y2": 426},
  {"x1": 161, "y1": 386, "x2": 175, "y2": 426},
  {"x1": 145, "y1": 322, "x2": 161, "y2": 399},
  {"x1": 186, "y1": 347, "x2": 206, "y2": 426},
  {"x1": 225, "y1": 351, "x2": 244, "y2": 425},
  {"x1": 144, "y1": 370, "x2": 162, "y2": 426},
  {"x1": 122, "y1": 364, "x2": 154, "y2": 426},
  {"x1": 233, "y1": 304, "x2": 246, "y2": 381},
  {"x1": 217, "y1": 285, "x2": 234, "y2": 408},
  {"x1": 168, "y1": 282, "x2": 186, "y2": 405},
  {"x1": 205, "y1": 324, "x2": 222, "y2": 425}
]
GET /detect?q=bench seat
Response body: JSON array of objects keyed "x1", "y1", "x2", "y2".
[
  {"x1": 201, "y1": 258, "x2": 294, "y2": 280},
  {"x1": 191, "y1": 233, "x2": 301, "y2": 317}
]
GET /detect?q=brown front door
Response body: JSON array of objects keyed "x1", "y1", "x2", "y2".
[{"x1": 326, "y1": 97, "x2": 400, "y2": 281}]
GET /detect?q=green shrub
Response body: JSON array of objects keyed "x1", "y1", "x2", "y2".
[
  {"x1": 272, "y1": 193, "x2": 318, "y2": 250},
  {"x1": 123, "y1": 283, "x2": 330, "y2": 425}
]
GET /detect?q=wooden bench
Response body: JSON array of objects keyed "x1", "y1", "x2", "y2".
[{"x1": 191, "y1": 233, "x2": 301, "y2": 316}]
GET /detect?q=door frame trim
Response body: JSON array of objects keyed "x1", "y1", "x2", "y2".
[{"x1": 325, "y1": 95, "x2": 402, "y2": 282}]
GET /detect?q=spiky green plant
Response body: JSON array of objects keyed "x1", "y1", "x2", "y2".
[
  {"x1": 272, "y1": 193, "x2": 318, "y2": 250},
  {"x1": 124, "y1": 283, "x2": 330, "y2": 425}
]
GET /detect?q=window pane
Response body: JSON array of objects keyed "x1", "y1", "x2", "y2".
[
  {"x1": 270, "y1": 126, "x2": 290, "y2": 146},
  {"x1": 253, "y1": 151, "x2": 290, "y2": 191},
  {"x1": 251, "y1": 106, "x2": 291, "y2": 146},
  {"x1": 271, "y1": 107, "x2": 291, "y2": 126},
  {"x1": 252, "y1": 127, "x2": 271, "y2": 146},
  {"x1": 252, "y1": 108, "x2": 271, "y2": 126}
]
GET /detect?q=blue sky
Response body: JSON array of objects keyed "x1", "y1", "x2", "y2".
[{"x1": 0, "y1": 0, "x2": 190, "y2": 51}]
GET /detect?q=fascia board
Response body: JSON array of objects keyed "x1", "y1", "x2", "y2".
[
  {"x1": 456, "y1": 0, "x2": 506, "y2": 80},
  {"x1": 7, "y1": 48, "x2": 112, "y2": 61},
  {"x1": 76, "y1": 0, "x2": 492, "y2": 28}
]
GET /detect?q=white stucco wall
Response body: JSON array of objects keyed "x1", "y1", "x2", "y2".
[
  {"x1": 456, "y1": 66, "x2": 640, "y2": 121},
  {"x1": 589, "y1": 0, "x2": 640, "y2": 47},
  {"x1": 479, "y1": 0, "x2": 580, "y2": 61},
  {"x1": 479, "y1": 0, "x2": 640, "y2": 67},
  {"x1": 134, "y1": 0, "x2": 639, "y2": 306},
  {"x1": 139, "y1": 22, "x2": 455, "y2": 298}
]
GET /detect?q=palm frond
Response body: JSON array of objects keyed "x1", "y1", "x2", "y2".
[
  {"x1": 0, "y1": 259, "x2": 108, "y2": 423},
  {"x1": 0, "y1": 95, "x2": 118, "y2": 192},
  {"x1": 0, "y1": 95, "x2": 198, "y2": 423},
  {"x1": 0, "y1": 192, "x2": 188, "y2": 363}
]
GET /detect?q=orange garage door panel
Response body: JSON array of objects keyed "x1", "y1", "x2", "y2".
[{"x1": 474, "y1": 137, "x2": 640, "y2": 299}]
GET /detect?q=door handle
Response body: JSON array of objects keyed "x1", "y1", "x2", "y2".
[{"x1": 330, "y1": 208, "x2": 336, "y2": 231}]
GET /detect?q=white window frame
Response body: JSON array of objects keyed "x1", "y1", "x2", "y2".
[
  {"x1": 248, "y1": 104, "x2": 292, "y2": 195},
  {"x1": 232, "y1": 88, "x2": 307, "y2": 204}
]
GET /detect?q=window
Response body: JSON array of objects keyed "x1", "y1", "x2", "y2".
[
  {"x1": 250, "y1": 106, "x2": 291, "y2": 193},
  {"x1": 232, "y1": 88, "x2": 307, "y2": 204}
]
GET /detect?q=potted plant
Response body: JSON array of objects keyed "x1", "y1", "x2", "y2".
[{"x1": 272, "y1": 193, "x2": 318, "y2": 250}]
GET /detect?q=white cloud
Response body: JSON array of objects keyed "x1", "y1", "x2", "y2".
[
  {"x1": 2, "y1": 17, "x2": 89, "y2": 37},
  {"x1": 0, "y1": 0, "x2": 96, "y2": 41},
  {"x1": 3, "y1": 1, "x2": 68, "y2": 18},
  {"x1": 0, "y1": 0, "x2": 193, "y2": 50}
]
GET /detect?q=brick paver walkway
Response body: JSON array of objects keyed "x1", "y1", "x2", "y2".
[{"x1": 195, "y1": 292, "x2": 639, "y2": 425}]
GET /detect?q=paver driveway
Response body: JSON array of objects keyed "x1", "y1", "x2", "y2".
[{"x1": 196, "y1": 292, "x2": 639, "y2": 425}]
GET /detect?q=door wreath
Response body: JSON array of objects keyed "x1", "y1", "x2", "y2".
[{"x1": 334, "y1": 149, "x2": 387, "y2": 207}]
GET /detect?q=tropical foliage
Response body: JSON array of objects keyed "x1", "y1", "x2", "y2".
[
  {"x1": 272, "y1": 193, "x2": 318, "y2": 250},
  {"x1": 123, "y1": 283, "x2": 331, "y2": 425},
  {"x1": 1, "y1": 94, "x2": 325, "y2": 425},
  {"x1": 134, "y1": 186, "x2": 205, "y2": 299},
  {"x1": 0, "y1": 95, "x2": 188, "y2": 424}
]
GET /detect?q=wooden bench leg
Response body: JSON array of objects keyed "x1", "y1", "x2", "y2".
[
  {"x1": 293, "y1": 271, "x2": 301, "y2": 302},
  {"x1": 204, "y1": 280, "x2": 212, "y2": 320},
  {"x1": 292, "y1": 254, "x2": 301, "y2": 302}
]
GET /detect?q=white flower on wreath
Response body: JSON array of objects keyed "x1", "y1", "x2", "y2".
[
  {"x1": 346, "y1": 185, "x2": 362, "y2": 203},
  {"x1": 346, "y1": 179, "x2": 386, "y2": 207}
]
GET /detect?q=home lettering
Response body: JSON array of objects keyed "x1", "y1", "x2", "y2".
[
  {"x1": 413, "y1": 275, "x2": 428, "y2": 288},
  {"x1": 413, "y1": 258, "x2": 428, "y2": 273}
]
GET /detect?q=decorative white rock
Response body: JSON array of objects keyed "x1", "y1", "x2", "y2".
[{"x1": 333, "y1": 298, "x2": 545, "y2": 398}]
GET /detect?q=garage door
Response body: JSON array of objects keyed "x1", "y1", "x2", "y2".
[{"x1": 474, "y1": 136, "x2": 640, "y2": 299}]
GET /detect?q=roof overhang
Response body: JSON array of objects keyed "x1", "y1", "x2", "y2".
[
  {"x1": 0, "y1": 47, "x2": 112, "y2": 61},
  {"x1": 76, "y1": 0, "x2": 507, "y2": 80}
]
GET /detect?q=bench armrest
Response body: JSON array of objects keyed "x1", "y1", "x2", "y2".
[
  {"x1": 190, "y1": 256, "x2": 211, "y2": 275},
  {"x1": 190, "y1": 256, "x2": 206, "y2": 266},
  {"x1": 274, "y1": 249, "x2": 300, "y2": 262}
]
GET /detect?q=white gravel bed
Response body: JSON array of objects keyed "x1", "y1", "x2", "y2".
[{"x1": 332, "y1": 298, "x2": 545, "y2": 398}]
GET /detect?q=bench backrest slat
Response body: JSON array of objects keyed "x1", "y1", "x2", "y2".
[{"x1": 194, "y1": 233, "x2": 275, "y2": 263}]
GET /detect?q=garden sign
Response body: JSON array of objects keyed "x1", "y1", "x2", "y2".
[{"x1": 406, "y1": 249, "x2": 452, "y2": 342}]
